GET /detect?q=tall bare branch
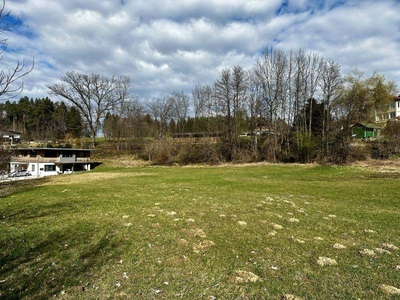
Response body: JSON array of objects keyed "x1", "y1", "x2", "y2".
[
  {"x1": 48, "y1": 71, "x2": 131, "y2": 146},
  {"x1": 0, "y1": 0, "x2": 34, "y2": 100}
]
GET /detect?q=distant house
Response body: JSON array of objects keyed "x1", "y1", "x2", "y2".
[
  {"x1": 0, "y1": 130, "x2": 21, "y2": 145},
  {"x1": 375, "y1": 95, "x2": 400, "y2": 124},
  {"x1": 351, "y1": 123, "x2": 381, "y2": 139},
  {"x1": 8, "y1": 148, "x2": 97, "y2": 176}
]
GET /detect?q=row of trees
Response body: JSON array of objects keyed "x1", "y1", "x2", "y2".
[
  {"x1": 47, "y1": 48, "x2": 395, "y2": 162},
  {"x1": 0, "y1": 97, "x2": 84, "y2": 141},
  {"x1": 1, "y1": 48, "x2": 397, "y2": 163},
  {"x1": 2, "y1": 49, "x2": 396, "y2": 162}
]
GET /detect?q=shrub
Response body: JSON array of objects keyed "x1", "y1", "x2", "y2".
[
  {"x1": 177, "y1": 140, "x2": 222, "y2": 165},
  {"x1": 142, "y1": 138, "x2": 179, "y2": 165},
  {"x1": 370, "y1": 141, "x2": 390, "y2": 159}
]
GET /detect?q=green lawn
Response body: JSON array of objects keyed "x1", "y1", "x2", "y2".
[{"x1": 1, "y1": 164, "x2": 399, "y2": 299}]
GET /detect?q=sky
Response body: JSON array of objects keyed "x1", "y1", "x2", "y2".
[{"x1": 3, "y1": 0, "x2": 400, "y2": 102}]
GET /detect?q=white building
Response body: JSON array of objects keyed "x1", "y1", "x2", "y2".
[
  {"x1": 8, "y1": 148, "x2": 95, "y2": 177},
  {"x1": 375, "y1": 95, "x2": 400, "y2": 124},
  {"x1": 1, "y1": 130, "x2": 21, "y2": 145}
]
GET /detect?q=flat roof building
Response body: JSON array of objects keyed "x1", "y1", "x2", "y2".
[{"x1": 8, "y1": 148, "x2": 98, "y2": 177}]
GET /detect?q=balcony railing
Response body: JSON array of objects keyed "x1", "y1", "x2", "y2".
[
  {"x1": 10, "y1": 156, "x2": 90, "y2": 163},
  {"x1": 60, "y1": 155, "x2": 76, "y2": 163}
]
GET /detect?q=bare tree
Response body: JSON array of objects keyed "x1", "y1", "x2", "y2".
[
  {"x1": 123, "y1": 97, "x2": 146, "y2": 138},
  {"x1": 169, "y1": 90, "x2": 190, "y2": 134},
  {"x1": 0, "y1": 0, "x2": 34, "y2": 100},
  {"x1": 247, "y1": 70, "x2": 264, "y2": 154},
  {"x1": 48, "y1": 71, "x2": 131, "y2": 146},
  {"x1": 231, "y1": 65, "x2": 248, "y2": 138},
  {"x1": 146, "y1": 96, "x2": 173, "y2": 137},
  {"x1": 192, "y1": 83, "x2": 211, "y2": 118},
  {"x1": 254, "y1": 48, "x2": 336, "y2": 162},
  {"x1": 0, "y1": 0, "x2": 33, "y2": 174},
  {"x1": 318, "y1": 58, "x2": 343, "y2": 155},
  {"x1": 255, "y1": 48, "x2": 289, "y2": 161},
  {"x1": 304, "y1": 53, "x2": 322, "y2": 140},
  {"x1": 214, "y1": 68, "x2": 234, "y2": 160},
  {"x1": 192, "y1": 83, "x2": 223, "y2": 133}
]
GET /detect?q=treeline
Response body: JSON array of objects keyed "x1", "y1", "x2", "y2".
[
  {"x1": 101, "y1": 48, "x2": 398, "y2": 163},
  {"x1": 0, "y1": 97, "x2": 84, "y2": 141},
  {"x1": 1, "y1": 48, "x2": 399, "y2": 164}
]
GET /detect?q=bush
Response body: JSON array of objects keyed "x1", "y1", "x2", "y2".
[
  {"x1": 382, "y1": 121, "x2": 400, "y2": 154},
  {"x1": 177, "y1": 140, "x2": 222, "y2": 164},
  {"x1": 142, "y1": 138, "x2": 179, "y2": 165},
  {"x1": 370, "y1": 141, "x2": 390, "y2": 159}
]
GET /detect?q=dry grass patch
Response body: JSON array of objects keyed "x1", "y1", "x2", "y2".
[
  {"x1": 281, "y1": 294, "x2": 303, "y2": 300},
  {"x1": 358, "y1": 249, "x2": 376, "y2": 257},
  {"x1": 270, "y1": 223, "x2": 284, "y2": 230},
  {"x1": 381, "y1": 243, "x2": 398, "y2": 251},
  {"x1": 97, "y1": 155, "x2": 150, "y2": 167},
  {"x1": 379, "y1": 284, "x2": 400, "y2": 295},
  {"x1": 333, "y1": 243, "x2": 347, "y2": 249},
  {"x1": 351, "y1": 157, "x2": 400, "y2": 173},
  {"x1": 287, "y1": 218, "x2": 300, "y2": 223},
  {"x1": 39, "y1": 172, "x2": 153, "y2": 186},
  {"x1": 316, "y1": 257, "x2": 338, "y2": 266},
  {"x1": 193, "y1": 240, "x2": 215, "y2": 253},
  {"x1": 374, "y1": 248, "x2": 391, "y2": 254},
  {"x1": 184, "y1": 228, "x2": 207, "y2": 238},
  {"x1": 230, "y1": 270, "x2": 261, "y2": 284},
  {"x1": 176, "y1": 238, "x2": 189, "y2": 246},
  {"x1": 165, "y1": 256, "x2": 187, "y2": 266}
]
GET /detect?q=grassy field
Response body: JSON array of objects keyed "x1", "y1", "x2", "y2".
[{"x1": 1, "y1": 163, "x2": 400, "y2": 299}]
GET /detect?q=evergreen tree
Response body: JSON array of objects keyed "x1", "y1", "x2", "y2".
[
  {"x1": 53, "y1": 102, "x2": 69, "y2": 139},
  {"x1": 67, "y1": 106, "x2": 84, "y2": 138},
  {"x1": 33, "y1": 97, "x2": 55, "y2": 141},
  {"x1": 168, "y1": 119, "x2": 176, "y2": 135}
]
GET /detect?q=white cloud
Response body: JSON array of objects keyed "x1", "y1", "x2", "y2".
[
  {"x1": 125, "y1": 0, "x2": 282, "y2": 23},
  {"x1": 273, "y1": 0, "x2": 400, "y2": 80},
  {"x1": 2, "y1": 0, "x2": 400, "y2": 102}
]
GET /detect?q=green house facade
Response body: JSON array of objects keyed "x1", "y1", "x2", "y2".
[{"x1": 351, "y1": 123, "x2": 381, "y2": 139}]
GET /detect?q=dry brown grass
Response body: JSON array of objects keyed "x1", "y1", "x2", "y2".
[
  {"x1": 96, "y1": 154, "x2": 150, "y2": 168},
  {"x1": 39, "y1": 171, "x2": 153, "y2": 186},
  {"x1": 350, "y1": 157, "x2": 400, "y2": 173},
  {"x1": 230, "y1": 270, "x2": 262, "y2": 284},
  {"x1": 98, "y1": 152, "x2": 400, "y2": 171}
]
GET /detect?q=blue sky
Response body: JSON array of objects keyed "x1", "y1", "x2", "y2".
[{"x1": 3, "y1": 0, "x2": 400, "y2": 101}]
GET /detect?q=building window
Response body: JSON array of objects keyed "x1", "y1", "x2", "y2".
[
  {"x1": 398, "y1": 102, "x2": 400, "y2": 108},
  {"x1": 390, "y1": 102, "x2": 395, "y2": 109},
  {"x1": 32, "y1": 164, "x2": 35, "y2": 172},
  {"x1": 390, "y1": 112, "x2": 396, "y2": 119},
  {"x1": 44, "y1": 165, "x2": 56, "y2": 172}
]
